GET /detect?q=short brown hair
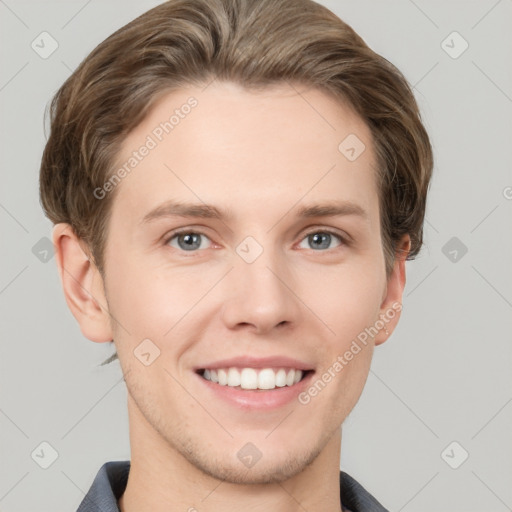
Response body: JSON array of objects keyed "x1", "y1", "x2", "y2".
[{"x1": 40, "y1": 0, "x2": 433, "y2": 282}]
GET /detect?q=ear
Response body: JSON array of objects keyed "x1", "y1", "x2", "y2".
[
  {"x1": 374, "y1": 234, "x2": 411, "y2": 346},
  {"x1": 52, "y1": 223, "x2": 113, "y2": 343}
]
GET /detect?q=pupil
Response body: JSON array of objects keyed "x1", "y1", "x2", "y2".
[
  {"x1": 180, "y1": 233, "x2": 200, "y2": 250},
  {"x1": 311, "y1": 233, "x2": 329, "y2": 249}
]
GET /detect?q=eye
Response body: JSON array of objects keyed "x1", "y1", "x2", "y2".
[
  {"x1": 165, "y1": 231, "x2": 212, "y2": 252},
  {"x1": 163, "y1": 228, "x2": 348, "y2": 253},
  {"x1": 297, "y1": 230, "x2": 345, "y2": 251}
]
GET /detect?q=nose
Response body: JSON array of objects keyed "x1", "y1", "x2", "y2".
[{"x1": 220, "y1": 242, "x2": 302, "y2": 334}]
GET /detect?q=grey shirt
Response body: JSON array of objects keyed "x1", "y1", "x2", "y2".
[{"x1": 76, "y1": 461, "x2": 389, "y2": 512}]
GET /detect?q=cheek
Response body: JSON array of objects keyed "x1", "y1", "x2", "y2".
[
  {"x1": 104, "y1": 260, "x2": 181, "y2": 344},
  {"x1": 304, "y1": 263, "x2": 383, "y2": 342},
  {"x1": 324, "y1": 268, "x2": 382, "y2": 405}
]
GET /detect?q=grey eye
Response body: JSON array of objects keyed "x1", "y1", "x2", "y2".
[
  {"x1": 168, "y1": 232, "x2": 211, "y2": 251},
  {"x1": 298, "y1": 232, "x2": 343, "y2": 251}
]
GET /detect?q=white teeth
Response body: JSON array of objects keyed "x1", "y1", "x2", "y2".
[
  {"x1": 218, "y1": 369, "x2": 228, "y2": 386},
  {"x1": 227, "y1": 367, "x2": 241, "y2": 387},
  {"x1": 258, "y1": 368, "x2": 275, "y2": 390},
  {"x1": 275, "y1": 369, "x2": 287, "y2": 387},
  {"x1": 201, "y1": 367, "x2": 306, "y2": 390},
  {"x1": 241, "y1": 368, "x2": 258, "y2": 389}
]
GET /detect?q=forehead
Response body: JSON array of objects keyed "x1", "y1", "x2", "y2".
[{"x1": 110, "y1": 80, "x2": 379, "y2": 228}]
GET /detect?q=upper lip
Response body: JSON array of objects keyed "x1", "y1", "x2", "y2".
[{"x1": 194, "y1": 356, "x2": 314, "y2": 372}]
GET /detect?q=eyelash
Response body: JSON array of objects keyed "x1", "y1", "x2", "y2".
[{"x1": 163, "y1": 227, "x2": 350, "y2": 254}]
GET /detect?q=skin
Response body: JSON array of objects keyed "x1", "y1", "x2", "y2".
[{"x1": 53, "y1": 80, "x2": 410, "y2": 512}]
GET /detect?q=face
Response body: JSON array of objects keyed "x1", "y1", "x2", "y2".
[{"x1": 96, "y1": 80, "x2": 403, "y2": 484}]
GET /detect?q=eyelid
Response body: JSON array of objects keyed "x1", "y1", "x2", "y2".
[
  {"x1": 300, "y1": 226, "x2": 351, "y2": 244},
  {"x1": 163, "y1": 228, "x2": 214, "y2": 249},
  {"x1": 296, "y1": 228, "x2": 350, "y2": 250}
]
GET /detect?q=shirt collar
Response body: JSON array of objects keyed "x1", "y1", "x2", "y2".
[{"x1": 76, "y1": 460, "x2": 388, "y2": 512}]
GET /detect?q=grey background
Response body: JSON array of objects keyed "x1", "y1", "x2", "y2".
[{"x1": 1, "y1": 0, "x2": 511, "y2": 511}]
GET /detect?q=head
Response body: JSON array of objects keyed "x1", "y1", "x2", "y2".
[{"x1": 40, "y1": 0, "x2": 432, "y2": 484}]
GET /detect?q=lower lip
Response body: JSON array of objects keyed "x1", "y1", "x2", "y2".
[{"x1": 195, "y1": 371, "x2": 315, "y2": 410}]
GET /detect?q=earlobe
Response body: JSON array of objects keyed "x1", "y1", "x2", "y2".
[
  {"x1": 374, "y1": 235, "x2": 411, "y2": 346},
  {"x1": 52, "y1": 223, "x2": 113, "y2": 343}
]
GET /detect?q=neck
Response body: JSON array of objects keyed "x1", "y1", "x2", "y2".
[{"x1": 118, "y1": 395, "x2": 344, "y2": 512}]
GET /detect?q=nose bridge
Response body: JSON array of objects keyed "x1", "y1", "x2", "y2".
[{"x1": 220, "y1": 235, "x2": 300, "y2": 331}]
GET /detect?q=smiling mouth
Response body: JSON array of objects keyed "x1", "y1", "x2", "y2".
[{"x1": 196, "y1": 367, "x2": 314, "y2": 391}]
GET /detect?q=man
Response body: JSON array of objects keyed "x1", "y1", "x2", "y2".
[{"x1": 39, "y1": 0, "x2": 433, "y2": 510}]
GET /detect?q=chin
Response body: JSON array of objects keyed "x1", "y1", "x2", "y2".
[{"x1": 184, "y1": 440, "x2": 323, "y2": 485}]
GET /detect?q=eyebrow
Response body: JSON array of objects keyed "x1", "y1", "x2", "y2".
[{"x1": 139, "y1": 199, "x2": 368, "y2": 225}]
